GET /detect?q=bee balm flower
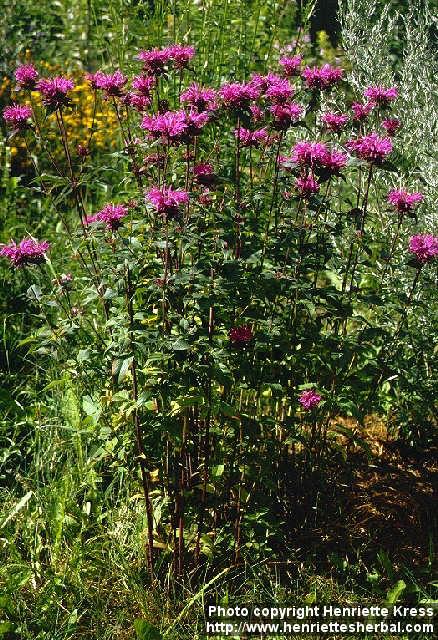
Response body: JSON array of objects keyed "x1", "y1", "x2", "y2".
[
  {"x1": 146, "y1": 185, "x2": 189, "y2": 218},
  {"x1": 0, "y1": 238, "x2": 50, "y2": 267},
  {"x1": 36, "y1": 76, "x2": 74, "y2": 109},
  {"x1": 346, "y1": 133, "x2": 392, "y2": 164},
  {"x1": 15, "y1": 64, "x2": 39, "y2": 90},
  {"x1": 279, "y1": 55, "x2": 302, "y2": 77},
  {"x1": 381, "y1": 118, "x2": 400, "y2": 136},
  {"x1": 387, "y1": 189, "x2": 423, "y2": 214},
  {"x1": 298, "y1": 389, "x2": 322, "y2": 410},
  {"x1": 408, "y1": 234, "x2": 438, "y2": 263},
  {"x1": 229, "y1": 324, "x2": 253, "y2": 346},
  {"x1": 302, "y1": 64, "x2": 343, "y2": 90},
  {"x1": 85, "y1": 203, "x2": 129, "y2": 230},
  {"x1": 364, "y1": 85, "x2": 398, "y2": 105},
  {"x1": 3, "y1": 104, "x2": 32, "y2": 130},
  {"x1": 321, "y1": 112, "x2": 348, "y2": 133}
]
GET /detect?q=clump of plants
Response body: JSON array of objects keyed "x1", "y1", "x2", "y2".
[{"x1": 1, "y1": 39, "x2": 437, "y2": 581}]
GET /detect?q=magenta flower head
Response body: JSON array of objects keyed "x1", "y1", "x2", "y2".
[
  {"x1": 291, "y1": 141, "x2": 347, "y2": 177},
  {"x1": 91, "y1": 70, "x2": 127, "y2": 97},
  {"x1": 146, "y1": 185, "x2": 189, "y2": 218},
  {"x1": 279, "y1": 55, "x2": 302, "y2": 77},
  {"x1": 346, "y1": 133, "x2": 392, "y2": 164},
  {"x1": 364, "y1": 85, "x2": 398, "y2": 105},
  {"x1": 123, "y1": 92, "x2": 151, "y2": 112},
  {"x1": 194, "y1": 163, "x2": 215, "y2": 186},
  {"x1": 321, "y1": 112, "x2": 348, "y2": 133},
  {"x1": 381, "y1": 118, "x2": 400, "y2": 137},
  {"x1": 3, "y1": 104, "x2": 32, "y2": 130},
  {"x1": 250, "y1": 104, "x2": 264, "y2": 122},
  {"x1": 298, "y1": 389, "x2": 322, "y2": 411},
  {"x1": 132, "y1": 74, "x2": 156, "y2": 96},
  {"x1": 296, "y1": 175, "x2": 320, "y2": 198},
  {"x1": 291, "y1": 140, "x2": 328, "y2": 167},
  {"x1": 270, "y1": 102, "x2": 303, "y2": 130},
  {"x1": 180, "y1": 83, "x2": 217, "y2": 112},
  {"x1": 264, "y1": 77, "x2": 294, "y2": 104},
  {"x1": 137, "y1": 47, "x2": 172, "y2": 75},
  {"x1": 183, "y1": 109, "x2": 210, "y2": 137},
  {"x1": 15, "y1": 64, "x2": 39, "y2": 90},
  {"x1": 229, "y1": 324, "x2": 253, "y2": 346},
  {"x1": 36, "y1": 76, "x2": 74, "y2": 110},
  {"x1": 165, "y1": 44, "x2": 195, "y2": 69},
  {"x1": 141, "y1": 110, "x2": 187, "y2": 143},
  {"x1": 235, "y1": 126, "x2": 270, "y2": 147},
  {"x1": 302, "y1": 64, "x2": 343, "y2": 90},
  {"x1": 351, "y1": 101, "x2": 374, "y2": 122},
  {"x1": 319, "y1": 149, "x2": 348, "y2": 176},
  {"x1": 0, "y1": 237, "x2": 49, "y2": 267},
  {"x1": 85, "y1": 203, "x2": 129, "y2": 230},
  {"x1": 219, "y1": 82, "x2": 260, "y2": 109},
  {"x1": 388, "y1": 189, "x2": 423, "y2": 215},
  {"x1": 408, "y1": 234, "x2": 438, "y2": 264}
]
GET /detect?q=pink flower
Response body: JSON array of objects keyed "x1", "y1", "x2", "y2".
[
  {"x1": 184, "y1": 109, "x2": 210, "y2": 137},
  {"x1": 123, "y1": 93, "x2": 151, "y2": 111},
  {"x1": 296, "y1": 175, "x2": 320, "y2": 197},
  {"x1": 85, "y1": 203, "x2": 129, "y2": 230},
  {"x1": 346, "y1": 133, "x2": 392, "y2": 163},
  {"x1": 146, "y1": 185, "x2": 189, "y2": 217},
  {"x1": 388, "y1": 189, "x2": 423, "y2": 214},
  {"x1": 279, "y1": 55, "x2": 302, "y2": 77},
  {"x1": 15, "y1": 64, "x2": 38, "y2": 90},
  {"x1": 270, "y1": 102, "x2": 303, "y2": 129},
  {"x1": 235, "y1": 126, "x2": 270, "y2": 147},
  {"x1": 0, "y1": 238, "x2": 49, "y2": 267},
  {"x1": 264, "y1": 77, "x2": 294, "y2": 103},
  {"x1": 298, "y1": 389, "x2": 322, "y2": 410},
  {"x1": 291, "y1": 141, "x2": 328, "y2": 166},
  {"x1": 219, "y1": 82, "x2": 260, "y2": 108},
  {"x1": 3, "y1": 104, "x2": 32, "y2": 129},
  {"x1": 131, "y1": 74, "x2": 156, "y2": 95},
  {"x1": 319, "y1": 149, "x2": 348, "y2": 175},
  {"x1": 381, "y1": 118, "x2": 400, "y2": 136},
  {"x1": 36, "y1": 76, "x2": 74, "y2": 109},
  {"x1": 137, "y1": 48, "x2": 172, "y2": 74},
  {"x1": 351, "y1": 101, "x2": 374, "y2": 121},
  {"x1": 85, "y1": 71, "x2": 105, "y2": 89},
  {"x1": 364, "y1": 85, "x2": 398, "y2": 105},
  {"x1": 321, "y1": 112, "x2": 348, "y2": 132},
  {"x1": 250, "y1": 104, "x2": 264, "y2": 122},
  {"x1": 180, "y1": 83, "x2": 216, "y2": 111},
  {"x1": 229, "y1": 324, "x2": 253, "y2": 345},
  {"x1": 291, "y1": 141, "x2": 347, "y2": 175},
  {"x1": 141, "y1": 109, "x2": 208, "y2": 143},
  {"x1": 141, "y1": 110, "x2": 187, "y2": 142},
  {"x1": 90, "y1": 70, "x2": 127, "y2": 96},
  {"x1": 194, "y1": 163, "x2": 215, "y2": 186},
  {"x1": 165, "y1": 44, "x2": 195, "y2": 69},
  {"x1": 408, "y1": 234, "x2": 438, "y2": 263},
  {"x1": 302, "y1": 64, "x2": 343, "y2": 90}
]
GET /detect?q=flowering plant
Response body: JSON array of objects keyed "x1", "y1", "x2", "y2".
[{"x1": 1, "y1": 38, "x2": 436, "y2": 580}]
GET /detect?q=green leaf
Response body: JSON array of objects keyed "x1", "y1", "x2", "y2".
[
  {"x1": 82, "y1": 395, "x2": 101, "y2": 425},
  {"x1": 134, "y1": 619, "x2": 162, "y2": 640},
  {"x1": 385, "y1": 580, "x2": 406, "y2": 604},
  {"x1": 171, "y1": 338, "x2": 190, "y2": 351}
]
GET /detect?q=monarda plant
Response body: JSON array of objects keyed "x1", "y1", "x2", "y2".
[{"x1": 2, "y1": 45, "x2": 437, "y2": 578}]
